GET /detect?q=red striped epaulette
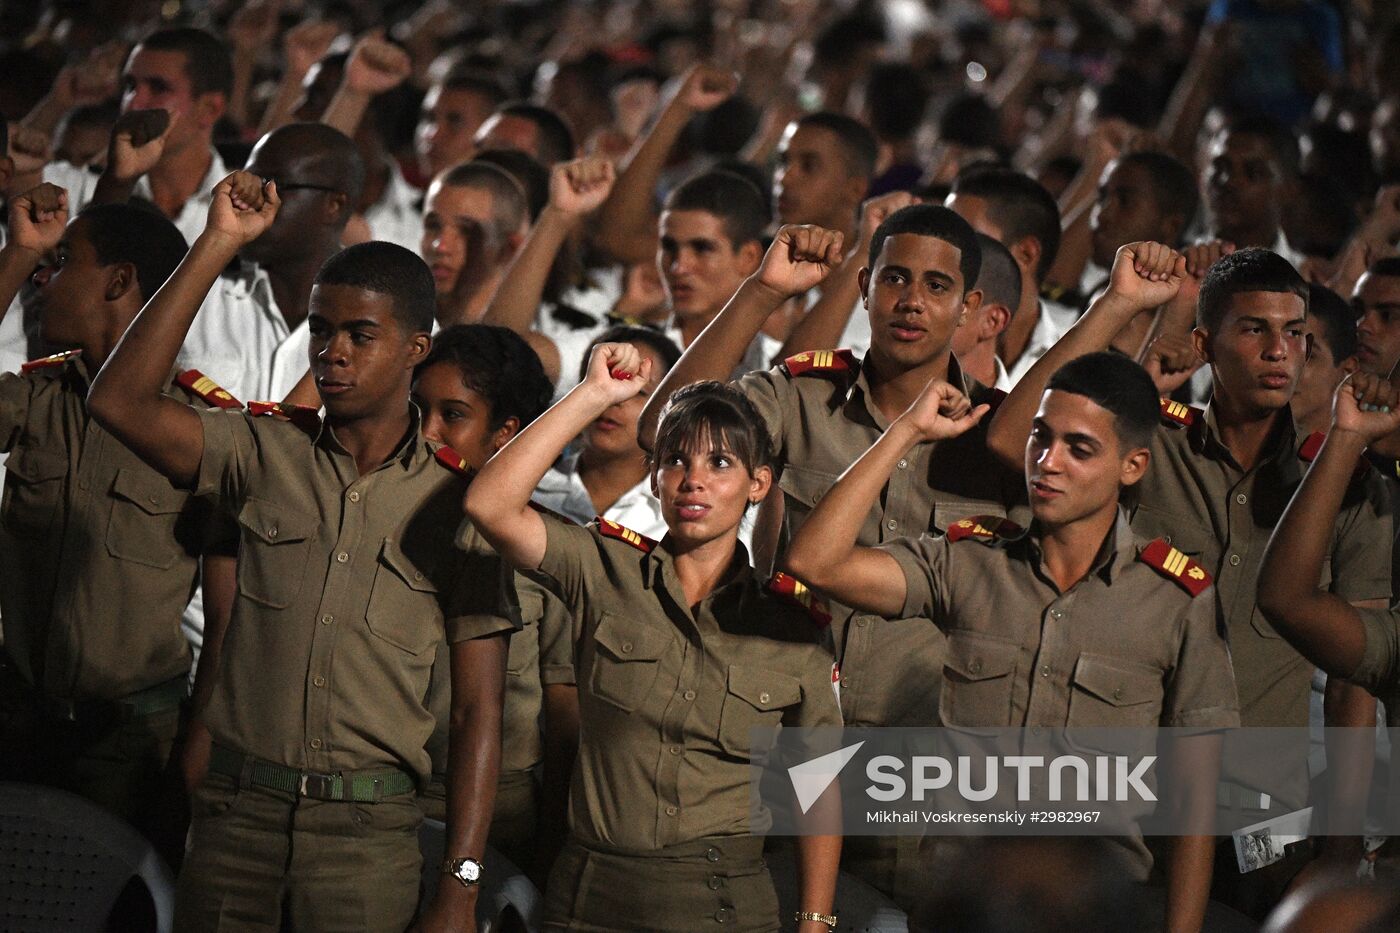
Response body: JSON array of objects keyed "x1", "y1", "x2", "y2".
[
  {"x1": 1298, "y1": 431, "x2": 1371, "y2": 479},
  {"x1": 781, "y1": 348, "x2": 858, "y2": 378},
  {"x1": 247, "y1": 400, "x2": 320, "y2": 433},
  {"x1": 595, "y1": 517, "x2": 656, "y2": 553},
  {"x1": 20, "y1": 348, "x2": 81, "y2": 373},
  {"x1": 945, "y1": 515, "x2": 1024, "y2": 545},
  {"x1": 1137, "y1": 539, "x2": 1211, "y2": 597},
  {"x1": 434, "y1": 445, "x2": 475, "y2": 477},
  {"x1": 176, "y1": 369, "x2": 241, "y2": 409},
  {"x1": 1159, "y1": 397, "x2": 1198, "y2": 428},
  {"x1": 766, "y1": 572, "x2": 832, "y2": 627}
]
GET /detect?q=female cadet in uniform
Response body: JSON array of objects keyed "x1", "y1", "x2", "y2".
[{"x1": 466, "y1": 342, "x2": 843, "y2": 933}]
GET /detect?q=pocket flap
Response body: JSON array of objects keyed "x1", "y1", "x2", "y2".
[
  {"x1": 110, "y1": 467, "x2": 185, "y2": 515},
  {"x1": 1072, "y1": 655, "x2": 1160, "y2": 706},
  {"x1": 593, "y1": 612, "x2": 669, "y2": 662},
  {"x1": 5, "y1": 448, "x2": 67, "y2": 483},
  {"x1": 944, "y1": 631, "x2": 1018, "y2": 681},
  {"x1": 237, "y1": 497, "x2": 318, "y2": 545},
  {"x1": 726, "y1": 664, "x2": 802, "y2": 711},
  {"x1": 778, "y1": 465, "x2": 835, "y2": 509},
  {"x1": 379, "y1": 538, "x2": 438, "y2": 593}
]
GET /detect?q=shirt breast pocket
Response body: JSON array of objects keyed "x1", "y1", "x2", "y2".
[
  {"x1": 235, "y1": 497, "x2": 318, "y2": 609},
  {"x1": 365, "y1": 538, "x2": 442, "y2": 655},
  {"x1": 1067, "y1": 654, "x2": 1164, "y2": 728},
  {"x1": 1, "y1": 447, "x2": 67, "y2": 535},
  {"x1": 717, "y1": 664, "x2": 803, "y2": 760},
  {"x1": 587, "y1": 612, "x2": 669, "y2": 713},
  {"x1": 940, "y1": 631, "x2": 1019, "y2": 729},
  {"x1": 105, "y1": 468, "x2": 187, "y2": 569}
]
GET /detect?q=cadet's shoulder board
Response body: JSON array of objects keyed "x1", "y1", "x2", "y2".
[
  {"x1": 434, "y1": 445, "x2": 473, "y2": 477},
  {"x1": 1159, "y1": 397, "x2": 1198, "y2": 428},
  {"x1": 595, "y1": 517, "x2": 656, "y2": 553},
  {"x1": 1298, "y1": 431, "x2": 1371, "y2": 478},
  {"x1": 176, "y1": 369, "x2": 241, "y2": 409},
  {"x1": 247, "y1": 400, "x2": 321, "y2": 433},
  {"x1": 946, "y1": 515, "x2": 1024, "y2": 545},
  {"x1": 781, "y1": 348, "x2": 858, "y2": 379},
  {"x1": 766, "y1": 571, "x2": 832, "y2": 627},
  {"x1": 1137, "y1": 538, "x2": 1211, "y2": 597},
  {"x1": 20, "y1": 348, "x2": 82, "y2": 374}
]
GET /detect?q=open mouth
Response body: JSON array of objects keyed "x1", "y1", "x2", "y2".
[
  {"x1": 1029, "y1": 479, "x2": 1062, "y2": 500},
  {"x1": 674, "y1": 501, "x2": 711, "y2": 521}
]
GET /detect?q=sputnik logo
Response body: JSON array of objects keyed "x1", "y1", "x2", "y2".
[{"x1": 788, "y1": 742, "x2": 864, "y2": 814}]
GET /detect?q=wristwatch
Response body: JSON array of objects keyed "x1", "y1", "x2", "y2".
[
  {"x1": 443, "y1": 856, "x2": 484, "y2": 887},
  {"x1": 795, "y1": 910, "x2": 838, "y2": 930}
]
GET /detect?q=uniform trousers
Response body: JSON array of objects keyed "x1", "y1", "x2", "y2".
[{"x1": 174, "y1": 772, "x2": 422, "y2": 932}]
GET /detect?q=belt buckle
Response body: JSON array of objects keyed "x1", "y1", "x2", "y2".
[{"x1": 298, "y1": 771, "x2": 338, "y2": 799}]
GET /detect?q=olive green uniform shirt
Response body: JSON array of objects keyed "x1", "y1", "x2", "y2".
[
  {"x1": 1129, "y1": 406, "x2": 1391, "y2": 808},
  {"x1": 527, "y1": 515, "x2": 841, "y2": 851},
  {"x1": 737, "y1": 353, "x2": 1025, "y2": 728},
  {"x1": 194, "y1": 405, "x2": 516, "y2": 783},
  {"x1": 1352, "y1": 608, "x2": 1400, "y2": 725},
  {"x1": 0, "y1": 357, "x2": 208, "y2": 700}
]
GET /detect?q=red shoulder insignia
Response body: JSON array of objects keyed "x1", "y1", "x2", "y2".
[
  {"x1": 1159, "y1": 397, "x2": 1198, "y2": 428},
  {"x1": 1137, "y1": 538, "x2": 1211, "y2": 597},
  {"x1": 247, "y1": 400, "x2": 321, "y2": 433},
  {"x1": 176, "y1": 369, "x2": 242, "y2": 409},
  {"x1": 945, "y1": 515, "x2": 1024, "y2": 544},
  {"x1": 434, "y1": 445, "x2": 474, "y2": 477},
  {"x1": 766, "y1": 572, "x2": 832, "y2": 627},
  {"x1": 595, "y1": 517, "x2": 656, "y2": 553},
  {"x1": 1298, "y1": 431, "x2": 1371, "y2": 478},
  {"x1": 781, "y1": 348, "x2": 858, "y2": 378},
  {"x1": 20, "y1": 348, "x2": 81, "y2": 373}
]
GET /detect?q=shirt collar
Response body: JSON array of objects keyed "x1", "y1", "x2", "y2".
[
  {"x1": 1193, "y1": 402, "x2": 1297, "y2": 471},
  {"x1": 845, "y1": 352, "x2": 972, "y2": 427},
  {"x1": 316, "y1": 402, "x2": 425, "y2": 471},
  {"x1": 640, "y1": 535, "x2": 752, "y2": 597},
  {"x1": 1023, "y1": 508, "x2": 1135, "y2": 587}
]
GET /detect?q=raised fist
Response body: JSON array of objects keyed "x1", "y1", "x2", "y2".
[
  {"x1": 106, "y1": 109, "x2": 175, "y2": 183},
  {"x1": 755, "y1": 225, "x2": 844, "y2": 298},
  {"x1": 345, "y1": 32, "x2": 412, "y2": 96},
  {"x1": 8, "y1": 183, "x2": 69, "y2": 256},
  {"x1": 675, "y1": 65, "x2": 739, "y2": 113},
  {"x1": 899, "y1": 377, "x2": 990, "y2": 443},
  {"x1": 205, "y1": 171, "x2": 281, "y2": 250},
  {"x1": 549, "y1": 157, "x2": 615, "y2": 215},
  {"x1": 1105, "y1": 241, "x2": 1187, "y2": 313}
]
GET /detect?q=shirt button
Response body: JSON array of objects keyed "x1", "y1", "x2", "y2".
[
  {"x1": 683, "y1": 690, "x2": 696, "y2": 701},
  {"x1": 620, "y1": 641, "x2": 634, "y2": 654},
  {"x1": 1164, "y1": 535, "x2": 1172, "y2": 545},
  {"x1": 715, "y1": 907, "x2": 735, "y2": 924},
  {"x1": 336, "y1": 552, "x2": 349, "y2": 563},
  {"x1": 1228, "y1": 554, "x2": 1241, "y2": 566},
  {"x1": 969, "y1": 660, "x2": 983, "y2": 674},
  {"x1": 840, "y1": 676, "x2": 850, "y2": 687},
  {"x1": 665, "y1": 806, "x2": 678, "y2": 816},
  {"x1": 706, "y1": 847, "x2": 721, "y2": 862},
  {"x1": 1113, "y1": 687, "x2": 1124, "y2": 700},
  {"x1": 347, "y1": 490, "x2": 361, "y2": 502},
  {"x1": 1236, "y1": 493, "x2": 1247, "y2": 505},
  {"x1": 320, "y1": 614, "x2": 333, "y2": 625},
  {"x1": 148, "y1": 495, "x2": 158, "y2": 505},
  {"x1": 309, "y1": 738, "x2": 322, "y2": 749},
  {"x1": 758, "y1": 692, "x2": 771, "y2": 704},
  {"x1": 897, "y1": 459, "x2": 908, "y2": 470},
  {"x1": 886, "y1": 519, "x2": 897, "y2": 530},
  {"x1": 856, "y1": 618, "x2": 868, "y2": 627},
  {"x1": 669, "y1": 745, "x2": 683, "y2": 756},
  {"x1": 708, "y1": 875, "x2": 723, "y2": 890},
  {"x1": 1040, "y1": 665, "x2": 1050, "y2": 677},
  {"x1": 1050, "y1": 608, "x2": 1064, "y2": 620},
  {"x1": 268, "y1": 526, "x2": 279, "y2": 539},
  {"x1": 413, "y1": 571, "x2": 424, "y2": 581},
  {"x1": 313, "y1": 675, "x2": 326, "y2": 688}
]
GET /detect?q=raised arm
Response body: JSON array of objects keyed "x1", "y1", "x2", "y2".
[
  {"x1": 639, "y1": 224, "x2": 842, "y2": 451},
  {"x1": 1257, "y1": 373, "x2": 1400, "y2": 678},
  {"x1": 481, "y1": 156, "x2": 616, "y2": 382},
  {"x1": 0, "y1": 183, "x2": 67, "y2": 325},
  {"x1": 320, "y1": 32, "x2": 412, "y2": 139},
  {"x1": 593, "y1": 64, "x2": 737, "y2": 265},
  {"x1": 466, "y1": 343, "x2": 654, "y2": 571},
  {"x1": 986, "y1": 241, "x2": 1186, "y2": 469},
  {"x1": 88, "y1": 172, "x2": 280, "y2": 487},
  {"x1": 780, "y1": 378, "x2": 990, "y2": 617},
  {"x1": 259, "y1": 20, "x2": 343, "y2": 136},
  {"x1": 90, "y1": 109, "x2": 177, "y2": 208}
]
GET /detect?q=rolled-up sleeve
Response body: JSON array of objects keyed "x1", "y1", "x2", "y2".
[
  {"x1": 1352, "y1": 607, "x2": 1400, "y2": 696},
  {"x1": 877, "y1": 534, "x2": 950, "y2": 622},
  {"x1": 1162, "y1": 587, "x2": 1241, "y2": 728}
]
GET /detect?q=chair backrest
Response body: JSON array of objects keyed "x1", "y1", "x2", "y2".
[
  {"x1": 0, "y1": 782, "x2": 175, "y2": 933},
  {"x1": 419, "y1": 817, "x2": 542, "y2": 933}
]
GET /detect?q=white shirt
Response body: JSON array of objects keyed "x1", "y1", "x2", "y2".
[
  {"x1": 532, "y1": 452, "x2": 667, "y2": 539},
  {"x1": 44, "y1": 148, "x2": 228, "y2": 247},
  {"x1": 664, "y1": 322, "x2": 778, "y2": 380},
  {"x1": 363, "y1": 160, "x2": 423, "y2": 253},
  {"x1": 836, "y1": 295, "x2": 871, "y2": 359},
  {"x1": 178, "y1": 262, "x2": 307, "y2": 404},
  {"x1": 1004, "y1": 298, "x2": 1079, "y2": 387}
]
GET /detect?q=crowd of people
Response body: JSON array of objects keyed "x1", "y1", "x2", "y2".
[{"x1": 3, "y1": 0, "x2": 1400, "y2": 931}]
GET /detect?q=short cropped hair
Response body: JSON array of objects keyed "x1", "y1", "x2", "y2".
[
  {"x1": 868, "y1": 204, "x2": 982, "y2": 293},
  {"x1": 496, "y1": 102, "x2": 575, "y2": 165},
  {"x1": 77, "y1": 203, "x2": 188, "y2": 303},
  {"x1": 1046, "y1": 351, "x2": 1159, "y2": 451},
  {"x1": 1116, "y1": 151, "x2": 1199, "y2": 245},
  {"x1": 440, "y1": 64, "x2": 510, "y2": 106},
  {"x1": 417, "y1": 324, "x2": 553, "y2": 429},
  {"x1": 795, "y1": 112, "x2": 879, "y2": 179},
  {"x1": 580, "y1": 324, "x2": 683, "y2": 382},
  {"x1": 315, "y1": 242, "x2": 436, "y2": 333},
  {"x1": 138, "y1": 27, "x2": 233, "y2": 98},
  {"x1": 664, "y1": 170, "x2": 768, "y2": 250},
  {"x1": 973, "y1": 233, "x2": 1021, "y2": 316},
  {"x1": 655, "y1": 380, "x2": 779, "y2": 482},
  {"x1": 436, "y1": 160, "x2": 529, "y2": 237},
  {"x1": 950, "y1": 168, "x2": 1061, "y2": 284},
  {"x1": 471, "y1": 148, "x2": 549, "y2": 220},
  {"x1": 1197, "y1": 248, "x2": 1309, "y2": 334},
  {"x1": 1306, "y1": 284, "x2": 1358, "y2": 363}
]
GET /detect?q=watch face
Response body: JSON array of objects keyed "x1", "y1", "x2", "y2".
[{"x1": 455, "y1": 859, "x2": 481, "y2": 883}]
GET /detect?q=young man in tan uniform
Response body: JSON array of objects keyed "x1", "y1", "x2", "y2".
[
  {"x1": 784, "y1": 350, "x2": 1239, "y2": 932},
  {"x1": 988, "y1": 244, "x2": 1392, "y2": 918},
  {"x1": 0, "y1": 185, "x2": 217, "y2": 850},
  {"x1": 88, "y1": 172, "x2": 514, "y2": 933}
]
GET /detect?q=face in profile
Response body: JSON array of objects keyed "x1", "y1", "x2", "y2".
[
  {"x1": 32, "y1": 218, "x2": 111, "y2": 347},
  {"x1": 421, "y1": 182, "x2": 498, "y2": 298}
]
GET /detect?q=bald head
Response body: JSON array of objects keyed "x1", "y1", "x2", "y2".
[{"x1": 243, "y1": 123, "x2": 366, "y2": 265}]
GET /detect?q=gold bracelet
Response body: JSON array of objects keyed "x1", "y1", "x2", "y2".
[{"x1": 795, "y1": 910, "x2": 838, "y2": 930}]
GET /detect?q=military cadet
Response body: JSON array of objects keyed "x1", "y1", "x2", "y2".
[
  {"x1": 987, "y1": 244, "x2": 1392, "y2": 918},
  {"x1": 783, "y1": 350, "x2": 1239, "y2": 933},
  {"x1": 640, "y1": 205, "x2": 1025, "y2": 907},
  {"x1": 408, "y1": 323, "x2": 565, "y2": 877},
  {"x1": 466, "y1": 346, "x2": 842, "y2": 932},
  {"x1": 87, "y1": 172, "x2": 514, "y2": 933},
  {"x1": 0, "y1": 183, "x2": 213, "y2": 844}
]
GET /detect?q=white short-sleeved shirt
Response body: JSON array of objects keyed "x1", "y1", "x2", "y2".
[
  {"x1": 363, "y1": 160, "x2": 423, "y2": 253},
  {"x1": 43, "y1": 149, "x2": 228, "y2": 247},
  {"x1": 663, "y1": 322, "x2": 778, "y2": 381},
  {"x1": 1004, "y1": 298, "x2": 1080, "y2": 387},
  {"x1": 532, "y1": 452, "x2": 667, "y2": 539}
]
